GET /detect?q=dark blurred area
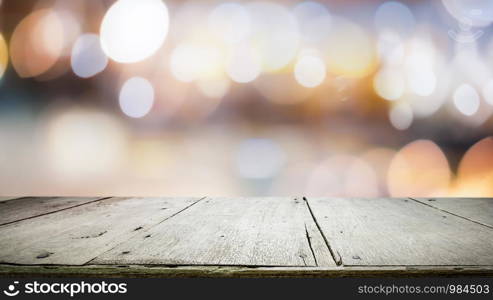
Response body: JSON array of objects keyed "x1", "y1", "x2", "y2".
[{"x1": 0, "y1": 0, "x2": 492, "y2": 197}]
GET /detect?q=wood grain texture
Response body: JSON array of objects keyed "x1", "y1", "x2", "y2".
[
  {"x1": 0, "y1": 197, "x2": 20, "y2": 203},
  {"x1": 306, "y1": 197, "x2": 493, "y2": 266},
  {"x1": 94, "y1": 197, "x2": 335, "y2": 267},
  {"x1": 2, "y1": 264, "x2": 492, "y2": 278},
  {"x1": 0, "y1": 197, "x2": 202, "y2": 265},
  {"x1": 413, "y1": 198, "x2": 493, "y2": 228},
  {"x1": 0, "y1": 197, "x2": 103, "y2": 226}
]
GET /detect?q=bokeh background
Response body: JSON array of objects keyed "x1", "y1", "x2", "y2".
[{"x1": 0, "y1": 0, "x2": 492, "y2": 197}]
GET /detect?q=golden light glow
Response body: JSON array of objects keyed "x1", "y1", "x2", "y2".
[
  {"x1": 10, "y1": 9, "x2": 64, "y2": 78},
  {"x1": 0, "y1": 33, "x2": 7, "y2": 79},
  {"x1": 387, "y1": 140, "x2": 451, "y2": 197},
  {"x1": 197, "y1": 77, "x2": 230, "y2": 99},
  {"x1": 453, "y1": 137, "x2": 493, "y2": 197},
  {"x1": 373, "y1": 68, "x2": 405, "y2": 101},
  {"x1": 324, "y1": 18, "x2": 377, "y2": 78},
  {"x1": 46, "y1": 110, "x2": 126, "y2": 178},
  {"x1": 170, "y1": 42, "x2": 225, "y2": 82}
]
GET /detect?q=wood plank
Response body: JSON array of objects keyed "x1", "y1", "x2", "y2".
[
  {"x1": 0, "y1": 197, "x2": 202, "y2": 265},
  {"x1": 94, "y1": 197, "x2": 335, "y2": 267},
  {"x1": 413, "y1": 198, "x2": 493, "y2": 228},
  {"x1": 306, "y1": 197, "x2": 493, "y2": 266},
  {"x1": 0, "y1": 197, "x2": 103, "y2": 225},
  {"x1": 0, "y1": 197, "x2": 20, "y2": 202},
  {"x1": 1, "y1": 264, "x2": 492, "y2": 278}
]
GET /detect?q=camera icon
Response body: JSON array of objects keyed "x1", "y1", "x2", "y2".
[
  {"x1": 3, "y1": 281, "x2": 20, "y2": 297},
  {"x1": 448, "y1": 10, "x2": 485, "y2": 43}
]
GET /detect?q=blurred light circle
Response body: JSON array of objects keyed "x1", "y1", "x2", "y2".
[
  {"x1": 0, "y1": 33, "x2": 7, "y2": 79},
  {"x1": 119, "y1": 77, "x2": 155, "y2": 118},
  {"x1": 374, "y1": 1, "x2": 415, "y2": 36},
  {"x1": 56, "y1": 9, "x2": 82, "y2": 57},
  {"x1": 442, "y1": 0, "x2": 493, "y2": 27},
  {"x1": 100, "y1": 0, "x2": 169, "y2": 63},
  {"x1": 254, "y1": 73, "x2": 313, "y2": 105},
  {"x1": 208, "y1": 2, "x2": 251, "y2": 44},
  {"x1": 389, "y1": 102, "x2": 413, "y2": 130},
  {"x1": 197, "y1": 77, "x2": 230, "y2": 99},
  {"x1": 373, "y1": 68, "x2": 405, "y2": 101},
  {"x1": 362, "y1": 147, "x2": 397, "y2": 196},
  {"x1": 406, "y1": 68, "x2": 436, "y2": 97},
  {"x1": 482, "y1": 79, "x2": 493, "y2": 106},
  {"x1": 294, "y1": 55, "x2": 326, "y2": 88},
  {"x1": 170, "y1": 44, "x2": 198, "y2": 82},
  {"x1": 10, "y1": 9, "x2": 64, "y2": 78},
  {"x1": 47, "y1": 110, "x2": 126, "y2": 177},
  {"x1": 247, "y1": 2, "x2": 300, "y2": 72},
  {"x1": 170, "y1": 43, "x2": 224, "y2": 82},
  {"x1": 324, "y1": 18, "x2": 376, "y2": 78},
  {"x1": 377, "y1": 31, "x2": 405, "y2": 66},
  {"x1": 455, "y1": 137, "x2": 493, "y2": 196},
  {"x1": 306, "y1": 155, "x2": 378, "y2": 197},
  {"x1": 453, "y1": 83, "x2": 480, "y2": 116},
  {"x1": 236, "y1": 139, "x2": 286, "y2": 179},
  {"x1": 226, "y1": 43, "x2": 261, "y2": 83},
  {"x1": 293, "y1": 1, "x2": 331, "y2": 43},
  {"x1": 71, "y1": 34, "x2": 108, "y2": 78},
  {"x1": 388, "y1": 140, "x2": 451, "y2": 197}
]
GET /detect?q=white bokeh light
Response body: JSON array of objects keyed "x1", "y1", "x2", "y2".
[
  {"x1": 100, "y1": 0, "x2": 169, "y2": 63},
  {"x1": 294, "y1": 55, "x2": 326, "y2": 88},
  {"x1": 247, "y1": 2, "x2": 300, "y2": 71},
  {"x1": 119, "y1": 77, "x2": 155, "y2": 118},
  {"x1": 71, "y1": 34, "x2": 108, "y2": 78},
  {"x1": 374, "y1": 1, "x2": 416, "y2": 36},
  {"x1": 377, "y1": 31, "x2": 405, "y2": 66},
  {"x1": 170, "y1": 43, "x2": 224, "y2": 82},
  {"x1": 197, "y1": 78, "x2": 230, "y2": 99},
  {"x1": 293, "y1": 1, "x2": 331, "y2": 44},
  {"x1": 482, "y1": 79, "x2": 493, "y2": 106},
  {"x1": 442, "y1": 0, "x2": 493, "y2": 27},
  {"x1": 453, "y1": 83, "x2": 480, "y2": 116},
  {"x1": 46, "y1": 110, "x2": 126, "y2": 177},
  {"x1": 226, "y1": 43, "x2": 261, "y2": 83},
  {"x1": 406, "y1": 68, "x2": 437, "y2": 97},
  {"x1": 208, "y1": 2, "x2": 251, "y2": 44},
  {"x1": 374, "y1": 68, "x2": 405, "y2": 101},
  {"x1": 389, "y1": 103, "x2": 413, "y2": 130}
]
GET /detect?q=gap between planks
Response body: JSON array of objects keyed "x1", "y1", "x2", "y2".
[
  {"x1": 409, "y1": 198, "x2": 493, "y2": 230},
  {"x1": 85, "y1": 197, "x2": 207, "y2": 265},
  {"x1": 303, "y1": 197, "x2": 342, "y2": 266},
  {"x1": 0, "y1": 197, "x2": 112, "y2": 226},
  {"x1": 91, "y1": 197, "x2": 335, "y2": 267}
]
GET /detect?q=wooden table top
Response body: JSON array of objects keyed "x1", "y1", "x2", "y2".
[{"x1": 0, "y1": 197, "x2": 492, "y2": 277}]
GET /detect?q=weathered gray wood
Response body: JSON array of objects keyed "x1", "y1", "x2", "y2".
[
  {"x1": 0, "y1": 197, "x2": 202, "y2": 265},
  {"x1": 306, "y1": 197, "x2": 493, "y2": 266},
  {"x1": 0, "y1": 197, "x2": 20, "y2": 202},
  {"x1": 413, "y1": 198, "x2": 493, "y2": 228},
  {"x1": 0, "y1": 197, "x2": 103, "y2": 225},
  {"x1": 94, "y1": 197, "x2": 335, "y2": 267},
  {"x1": 1, "y1": 264, "x2": 492, "y2": 278}
]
